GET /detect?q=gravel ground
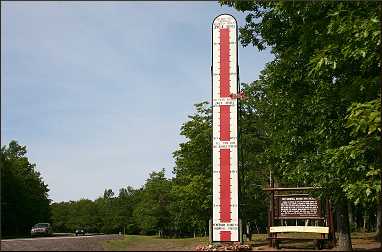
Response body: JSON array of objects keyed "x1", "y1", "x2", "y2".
[{"x1": 1, "y1": 235, "x2": 122, "y2": 251}]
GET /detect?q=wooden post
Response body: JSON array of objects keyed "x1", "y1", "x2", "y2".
[
  {"x1": 268, "y1": 208, "x2": 272, "y2": 247},
  {"x1": 327, "y1": 200, "x2": 335, "y2": 248},
  {"x1": 270, "y1": 181, "x2": 276, "y2": 248},
  {"x1": 209, "y1": 219, "x2": 212, "y2": 244},
  {"x1": 239, "y1": 218, "x2": 243, "y2": 244}
]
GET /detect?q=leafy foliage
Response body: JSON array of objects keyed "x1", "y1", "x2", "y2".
[
  {"x1": 220, "y1": 0, "x2": 380, "y2": 203},
  {"x1": 133, "y1": 170, "x2": 172, "y2": 235},
  {"x1": 219, "y1": 0, "x2": 381, "y2": 248},
  {"x1": 1, "y1": 141, "x2": 51, "y2": 237}
]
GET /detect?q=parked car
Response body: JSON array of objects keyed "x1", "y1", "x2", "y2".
[
  {"x1": 31, "y1": 223, "x2": 53, "y2": 237},
  {"x1": 75, "y1": 228, "x2": 86, "y2": 236}
]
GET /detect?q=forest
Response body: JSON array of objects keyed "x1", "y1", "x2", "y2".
[{"x1": 1, "y1": 1, "x2": 381, "y2": 251}]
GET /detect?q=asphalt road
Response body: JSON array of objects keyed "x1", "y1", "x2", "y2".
[{"x1": 1, "y1": 234, "x2": 122, "y2": 251}]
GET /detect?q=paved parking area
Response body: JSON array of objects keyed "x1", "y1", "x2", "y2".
[{"x1": 1, "y1": 234, "x2": 122, "y2": 251}]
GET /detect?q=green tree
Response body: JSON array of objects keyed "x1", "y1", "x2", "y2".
[
  {"x1": 94, "y1": 189, "x2": 123, "y2": 234},
  {"x1": 116, "y1": 186, "x2": 141, "y2": 234},
  {"x1": 171, "y1": 97, "x2": 271, "y2": 236},
  {"x1": 169, "y1": 174, "x2": 210, "y2": 237},
  {"x1": 1, "y1": 141, "x2": 51, "y2": 237},
  {"x1": 50, "y1": 201, "x2": 71, "y2": 232},
  {"x1": 132, "y1": 169, "x2": 172, "y2": 235},
  {"x1": 220, "y1": 1, "x2": 380, "y2": 249},
  {"x1": 172, "y1": 102, "x2": 212, "y2": 237},
  {"x1": 66, "y1": 199, "x2": 98, "y2": 232},
  {"x1": 50, "y1": 187, "x2": 142, "y2": 235},
  {"x1": 173, "y1": 102, "x2": 212, "y2": 180},
  {"x1": 239, "y1": 82, "x2": 273, "y2": 233}
]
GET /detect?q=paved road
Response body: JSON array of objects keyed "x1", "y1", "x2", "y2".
[{"x1": 1, "y1": 234, "x2": 122, "y2": 251}]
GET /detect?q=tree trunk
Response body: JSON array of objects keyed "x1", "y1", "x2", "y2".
[
  {"x1": 376, "y1": 201, "x2": 382, "y2": 241},
  {"x1": 336, "y1": 198, "x2": 352, "y2": 251},
  {"x1": 348, "y1": 202, "x2": 354, "y2": 232},
  {"x1": 363, "y1": 211, "x2": 368, "y2": 232}
]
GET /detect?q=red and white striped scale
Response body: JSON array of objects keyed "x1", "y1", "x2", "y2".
[{"x1": 211, "y1": 14, "x2": 239, "y2": 242}]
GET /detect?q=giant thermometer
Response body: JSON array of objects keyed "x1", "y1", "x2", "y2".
[{"x1": 212, "y1": 14, "x2": 239, "y2": 242}]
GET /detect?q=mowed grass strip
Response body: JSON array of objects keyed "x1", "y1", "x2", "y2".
[{"x1": 103, "y1": 235, "x2": 209, "y2": 251}]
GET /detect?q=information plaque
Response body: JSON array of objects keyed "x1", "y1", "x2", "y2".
[{"x1": 278, "y1": 197, "x2": 320, "y2": 218}]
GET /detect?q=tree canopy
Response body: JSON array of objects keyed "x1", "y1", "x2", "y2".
[
  {"x1": 219, "y1": 1, "x2": 381, "y2": 249},
  {"x1": 1, "y1": 141, "x2": 51, "y2": 237}
]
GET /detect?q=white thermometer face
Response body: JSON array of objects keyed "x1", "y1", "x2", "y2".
[{"x1": 211, "y1": 14, "x2": 239, "y2": 242}]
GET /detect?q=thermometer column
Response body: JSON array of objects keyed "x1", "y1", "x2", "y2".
[{"x1": 212, "y1": 14, "x2": 239, "y2": 242}]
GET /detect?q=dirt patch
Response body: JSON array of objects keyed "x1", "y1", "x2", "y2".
[{"x1": 1, "y1": 235, "x2": 122, "y2": 251}]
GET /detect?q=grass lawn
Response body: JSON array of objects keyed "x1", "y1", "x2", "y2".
[{"x1": 103, "y1": 235, "x2": 209, "y2": 251}]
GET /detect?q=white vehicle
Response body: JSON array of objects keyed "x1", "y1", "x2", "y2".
[{"x1": 31, "y1": 223, "x2": 53, "y2": 237}]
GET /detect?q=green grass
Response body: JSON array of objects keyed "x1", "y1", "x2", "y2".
[
  {"x1": 103, "y1": 235, "x2": 209, "y2": 251},
  {"x1": 351, "y1": 231, "x2": 376, "y2": 239},
  {"x1": 250, "y1": 233, "x2": 268, "y2": 241}
]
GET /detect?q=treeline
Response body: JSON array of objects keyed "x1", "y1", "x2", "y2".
[{"x1": 51, "y1": 170, "x2": 211, "y2": 237}]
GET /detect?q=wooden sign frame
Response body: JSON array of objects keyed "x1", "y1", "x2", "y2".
[{"x1": 264, "y1": 187, "x2": 335, "y2": 249}]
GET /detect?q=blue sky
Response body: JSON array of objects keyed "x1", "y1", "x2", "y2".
[{"x1": 1, "y1": 2, "x2": 273, "y2": 202}]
